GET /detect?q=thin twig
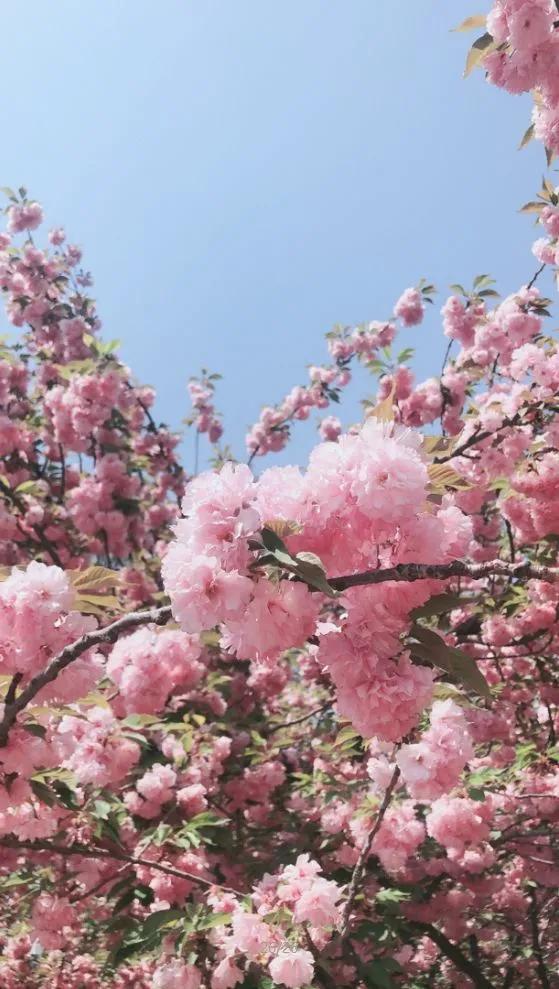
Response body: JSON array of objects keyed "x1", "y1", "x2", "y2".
[
  {"x1": 527, "y1": 262, "x2": 546, "y2": 291},
  {"x1": 340, "y1": 765, "x2": 401, "y2": 938},
  {"x1": 529, "y1": 887, "x2": 551, "y2": 989},
  {"x1": 266, "y1": 702, "x2": 332, "y2": 735}
]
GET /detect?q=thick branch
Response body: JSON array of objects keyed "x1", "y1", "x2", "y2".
[
  {"x1": 0, "y1": 835, "x2": 239, "y2": 894},
  {"x1": 3, "y1": 557, "x2": 559, "y2": 747},
  {"x1": 340, "y1": 765, "x2": 401, "y2": 939},
  {"x1": 329, "y1": 559, "x2": 559, "y2": 592},
  {"x1": 411, "y1": 922, "x2": 496, "y2": 989},
  {"x1": 0, "y1": 604, "x2": 172, "y2": 746},
  {"x1": 303, "y1": 927, "x2": 338, "y2": 989}
]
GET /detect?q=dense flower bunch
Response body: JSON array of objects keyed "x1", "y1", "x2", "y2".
[
  {"x1": 0, "y1": 11, "x2": 558, "y2": 989},
  {"x1": 0, "y1": 194, "x2": 185, "y2": 572}
]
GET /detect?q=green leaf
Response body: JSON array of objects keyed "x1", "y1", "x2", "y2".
[
  {"x1": 22, "y1": 722, "x2": 46, "y2": 739},
  {"x1": 464, "y1": 32, "x2": 495, "y2": 77},
  {"x1": 376, "y1": 888, "x2": 410, "y2": 904},
  {"x1": 70, "y1": 566, "x2": 120, "y2": 592},
  {"x1": 93, "y1": 799, "x2": 112, "y2": 820},
  {"x1": 519, "y1": 201, "x2": 544, "y2": 214},
  {"x1": 141, "y1": 908, "x2": 184, "y2": 936},
  {"x1": 334, "y1": 725, "x2": 360, "y2": 748},
  {"x1": 30, "y1": 780, "x2": 56, "y2": 807},
  {"x1": 468, "y1": 786, "x2": 486, "y2": 801},
  {"x1": 76, "y1": 592, "x2": 120, "y2": 615},
  {"x1": 196, "y1": 911, "x2": 232, "y2": 930},
  {"x1": 260, "y1": 527, "x2": 296, "y2": 567},
  {"x1": 410, "y1": 624, "x2": 491, "y2": 699},
  {"x1": 473, "y1": 273, "x2": 493, "y2": 289},
  {"x1": 411, "y1": 593, "x2": 463, "y2": 620},
  {"x1": 294, "y1": 551, "x2": 337, "y2": 598},
  {"x1": 15, "y1": 480, "x2": 40, "y2": 496},
  {"x1": 362, "y1": 960, "x2": 397, "y2": 988},
  {"x1": 260, "y1": 529, "x2": 337, "y2": 596}
]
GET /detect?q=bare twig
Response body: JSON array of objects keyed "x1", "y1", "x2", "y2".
[
  {"x1": 340, "y1": 765, "x2": 401, "y2": 938},
  {"x1": 266, "y1": 702, "x2": 332, "y2": 735},
  {"x1": 527, "y1": 262, "x2": 546, "y2": 291},
  {"x1": 529, "y1": 888, "x2": 551, "y2": 989}
]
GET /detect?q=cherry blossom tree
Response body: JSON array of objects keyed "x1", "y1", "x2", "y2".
[{"x1": 0, "y1": 3, "x2": 559, "y2": 987}]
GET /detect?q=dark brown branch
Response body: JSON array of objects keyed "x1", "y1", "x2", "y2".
[
  {"x1": 4, "y1": 673, "x2": 22, "y2": 706},
  {"x1": 266, "y1": 702, "x2": 332, "y2": 735},
  {"x1": 411, "y1": 922, "x2": 496, "y2": 989},
  {"x1": 58, "y1": 444, "x2": 66, "y2": 502},
  {"x1": 329, "y1": 559, "x2": 559, "y2": 593},
  {"x1": 340, "y1": 765, "x2": 401, "y2": 938},
  {"x1": 303, "y1": 927, "x2": 338, "y2": 989},
  {"x1": 527, "y1": 262, "x2": 546, "y2": 291},
  {"x1": 0, "y1": 476, "x2": 63, "y2": 567},
  {"x1": 0, "y1": 604, "x2": 172, "y2": 746},
  {"x1": 529, "y1": 888, "x2": 551, "y2": 989},
  {"x1": 0, "y1": 836, "x2": 239, "y2": 894},
  {"x1": 3, "y1": 556, "x2": 559, "y2": 747}
]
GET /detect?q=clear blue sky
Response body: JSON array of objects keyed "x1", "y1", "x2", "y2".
[{"x1": 0, "y1": 2, "x2": 548, "y2": 470}]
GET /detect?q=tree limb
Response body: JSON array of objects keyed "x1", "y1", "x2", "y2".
[
  {"x1": 0, "y1": 835, "x2": 239, "y2": 894},
  {"x1": 410, "y1": 922, "x2": 496, "y2": 989},
  {"x1": 0, "y1": 604, "x2": 172, "y2": 746},
  {"x1": 329, "y1": 559, "x2": 559, "y2": 593},
  {"x1": 340, "y1": 765, "x2": 401, "y2": 939}
]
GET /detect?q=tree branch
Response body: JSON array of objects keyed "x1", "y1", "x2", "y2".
[
  {"x1": 527, "y1": 262, "x2": 546, "y2": 291},
  {"x1": 266, "y1": 702, "x2": 332, "y2": 735},
  {"x1": 411, "y1": 922, "x2": 496, "y2": 989},
  {"x1": 340, "y1": 765, "x2": 401, "y2": 939},
  {"x1": 0, "y1": 475, "x2": 63, "y2": 567},
  {"x1": 529, "y1": 888, "x2": 551, "y2": 989},
  {"x1": 329, "y1": 559, "x2": 559, "y2": 593},
  {"x1": 303, "y1": 927, "x2": 338, "y2": 989},
  {"x1": 0, "y1": 604, "x2": 172, "y2": 746},
  {"x1": 0, "y1": 835, "x2": 239, "y2": 895},
  {"x1": 3, "y1": 556, "x2": 559, "y2": 748}
]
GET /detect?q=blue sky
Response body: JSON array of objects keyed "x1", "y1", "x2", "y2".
[{"x1": 1, "y1": 2, "x2": 549, "y2": 471}]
